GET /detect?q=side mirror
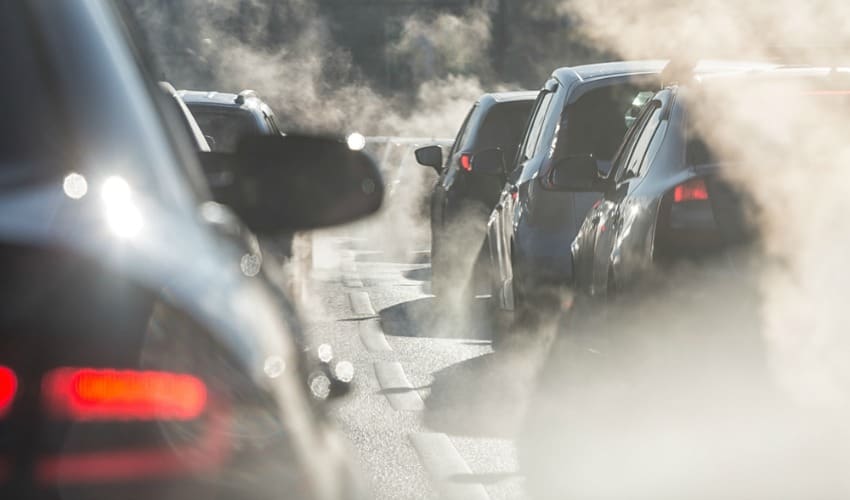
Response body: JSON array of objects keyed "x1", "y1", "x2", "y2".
[
  {"x1": 199, "y1": 134, "x2": 383, "y2": 233},
  {"x1": 414, "y1": 145, "x2": 443, "y2": 173},
  {"x1": 470, "y1": 148, "x2": 505, "y2": 177},
  {"x1": 546, "y1": 154, "x2": 606, "y2": 192}
]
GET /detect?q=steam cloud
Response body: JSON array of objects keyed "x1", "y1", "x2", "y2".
[{"x1": 130, "y1": 0, "x2": 850, "y2": 497}]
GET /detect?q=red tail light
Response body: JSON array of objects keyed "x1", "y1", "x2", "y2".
[
  {"x1": 673, "y1": 178, "x2": 709, "y2": 203},
  {"x1": 459, "y1": 153, "x2": 472, "y2": 172},
  {"x1": 0, "y1": 366, "x2": 17, "y2": 417},
  {"x1": 43, "y1": 368, "x2": 207, "y2": 421}
]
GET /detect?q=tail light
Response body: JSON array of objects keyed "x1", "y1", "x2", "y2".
[
  {"x1": 459, "y1": 153, "x2": 472, "y2": 172},
  {"x1": 35, "y1": 368, "x2": 229, "y2": 485},
  {"x1": 673, "y1": 178, "x2": 709, "y2": 203},
  {"x1": 0, "y1": 366, "x2": 17, "y2": 417},
  {"x1": 43, "y1": 368, "x2": 207, "y2": 421}
]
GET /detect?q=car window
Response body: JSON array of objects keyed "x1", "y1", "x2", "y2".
[
  {"x1": 520, "y1": 91, "x2": 554, "y2": 163},
  {"x1": 264, "y1": 113, "x2": 281, "y2": 135},
  {"x1": 554, "y1": 84, "x2": 645, "y2": 164},
  {"x1": 622, "y1": 101, "x2": 664, "y2": 178},
  {"x1": 449, "y1": 104, "x2": 477, "y2": 158},
  {"x1": 611, "y1": 99, "x2": 657, "y2": 183},
  {"x1": 190, "y1": 107, "x2": 262, "y2": 152},
  {"x1": 474, "y1": 100, "x2": 535, "y2": 165}
]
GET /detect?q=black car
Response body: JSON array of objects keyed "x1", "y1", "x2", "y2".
[
  {"x1": 0, "y1": 1, "x2": 382, "y2": 498},
  {"x1": 486, "y1": 62, "x2": 665, "y2": 311},
  {"x1": 179, "y1": 89, "x2": 305, "y2": 262},
  {"x1": 415, "y1": 91, "x2": 536, "y2": 297},
  {"x1": 569, "y1": 67, "x2": 845, "y2": 297},
  {"x1": 178, "y1": 89, "x2": 283, "y2": 152}
]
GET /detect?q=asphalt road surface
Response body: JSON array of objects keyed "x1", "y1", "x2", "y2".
[{"x1": 303, "y1": 231, "x2": 548, "y2": 500}]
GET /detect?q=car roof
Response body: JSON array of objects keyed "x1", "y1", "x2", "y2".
[
  {"x1": 553, "y1": 60, "x2": 667, "y2": 84},
  {"x1": 485, "y1": 90, "x2": 539, "y2": 103},
  {"x1": 695, "y1": 65, "x2": 850, "y2": 84},
  {"x1": 177, "y1": 89, "x2": 271, "y2": 113},
  {"x1": 552, "y1": 59, "x2": 779, "y2": 86}
]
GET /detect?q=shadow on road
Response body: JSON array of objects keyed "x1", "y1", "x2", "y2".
[
  {"x1": 421, "y1": 308, "x2": 560, "y2": 438},
  {"x1": 401, "y1": 266, "x2": 431, "y2": 282},
  {"x1": 379, "y1": 296, "x2": 496, "y2": 340}
]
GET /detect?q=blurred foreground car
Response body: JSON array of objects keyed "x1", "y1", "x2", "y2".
[
  {"x1": 178, "y1": 89, "x2": 283, "y2": 153},
  {"x1": 0, "y1": 1, "x2": 382, "y2": 498},
  {"x1": 486, "y1": 62, "x2": 665, "y2": 311},
  {"x1": 415, "y1": 91, "x2": 536, "y2": 297}
]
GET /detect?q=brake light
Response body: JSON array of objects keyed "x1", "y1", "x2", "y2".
[
  {"x1": 459, "y1": 153, "x2": 472, "y2": 172},
  {"x1": 0, "y1": 366, "x2": 17, "y2": 417},
  {"x1": 43, "y1": 368, "x2": 207, "y2": 421},
  {"x1": 673, "y1": 178, "x2": 709, "y2": 203}
]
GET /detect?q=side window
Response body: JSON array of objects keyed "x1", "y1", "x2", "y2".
[
  {"x1": 264, "y1": 113, "x2": 281, "y2": 135},
  {"x1": 450, "y1": 105, "x2": 477, "y2": 158},
  {"x1": 520, "y1": 91, "x2": 554, "y2": 163},
  {"x1": 623, "y1": 102, "x2": 663, "y2": 177},
  {"x1": 611, "y1": 100, "x2": 658, "y2": 182}
]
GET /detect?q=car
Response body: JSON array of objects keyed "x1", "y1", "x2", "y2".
[
  {"x1": 569, "y1": 66, "x2": 848, "y2": 298},
  {"x1": 177, "y1": 89, "x2": 283, "y2": 153},
  {"x1": 486, "y1": 60, "x2": 777, "y2": 313},
  {"x1": 485, "y1": 61, "x2": 667, "y2": 312},
  {"x1": 0, "y1": 1, "x2": 382, "y2": 498},
  {"x1": 178, "y1": 88, "x2": 306, "y2": 267},
  {"x1": 414, "y1": 91, "x2": 537, "y2": 297}
]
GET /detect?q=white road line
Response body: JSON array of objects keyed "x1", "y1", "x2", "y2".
[
  {"x1": 348, "y1": 291, "x2": 376, "y2": 316},
  {"x1": 409, "y1": 432, "x2": 491, "y2": 500},
  {"x1": 373, "y1": 361, "x2": 424, "y2": 411},
  {"x1": 358, "y1": 319, "x2": 392, "y2": 352}
]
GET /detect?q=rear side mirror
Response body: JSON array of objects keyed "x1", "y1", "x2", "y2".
[
  {"x1": 470, "y1": 148, "x2": 505, "y2": 177},
  {"x1": 199, "y1": 134, "x2": 384, "y2": 233},
  {"x1": 415, "y1": 145, "x2": 443, "y2": 173},
  {"x1": 546, "y1": 154, "x2": 605, "y2": 192}
]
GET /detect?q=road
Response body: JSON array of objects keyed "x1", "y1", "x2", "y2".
[{"x1": 302, "y1": 231, "x2": 545, "y2": 500}]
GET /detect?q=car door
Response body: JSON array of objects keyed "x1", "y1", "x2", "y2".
[{"x1": 590, "y1": 96, "x2": 667, "y2": 295}]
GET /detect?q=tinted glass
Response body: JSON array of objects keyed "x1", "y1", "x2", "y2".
[
  {"x1": 189, "y1": 107, "x2": 261, "y2": 152},
  {"x1": 521, "y1": 91, "x2": 554, "y2": 162},
  {"x1": 474, "y1": 100, "x2": 535, "y2": 163},
  {"x1": 451, "y1": 105, "x2": 476, "y2": 155},
  {"x1": 611, "y1": 99, "x2": 658, "y2": 181},
  {"x1": 556, "y1": 85, "x2": 644, "y2": 163}
]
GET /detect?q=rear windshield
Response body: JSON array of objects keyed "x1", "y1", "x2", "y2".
[
  {"x1": 188, "y1": 106, "x2": 261, "y2": 153},
  {"x1": 557, "y1": 84, "x2": 646, "y2": 162},
  {"x1": 473, "y1": 100, "x2": 535, "y2": 160}
]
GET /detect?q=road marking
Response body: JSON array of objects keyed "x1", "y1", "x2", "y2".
[
  {"x1": 348, "y1": 291, "x2": 376, "y2": 316},
  {"x1": 409, "y1": 432, "x2": 490, "y2": 500},
  {"x1": 373, "y1": 361, "x2": 424, "y2": 411},
  {"x1": 359, "y1": 319, "x2": 392, "y2": 351}
]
